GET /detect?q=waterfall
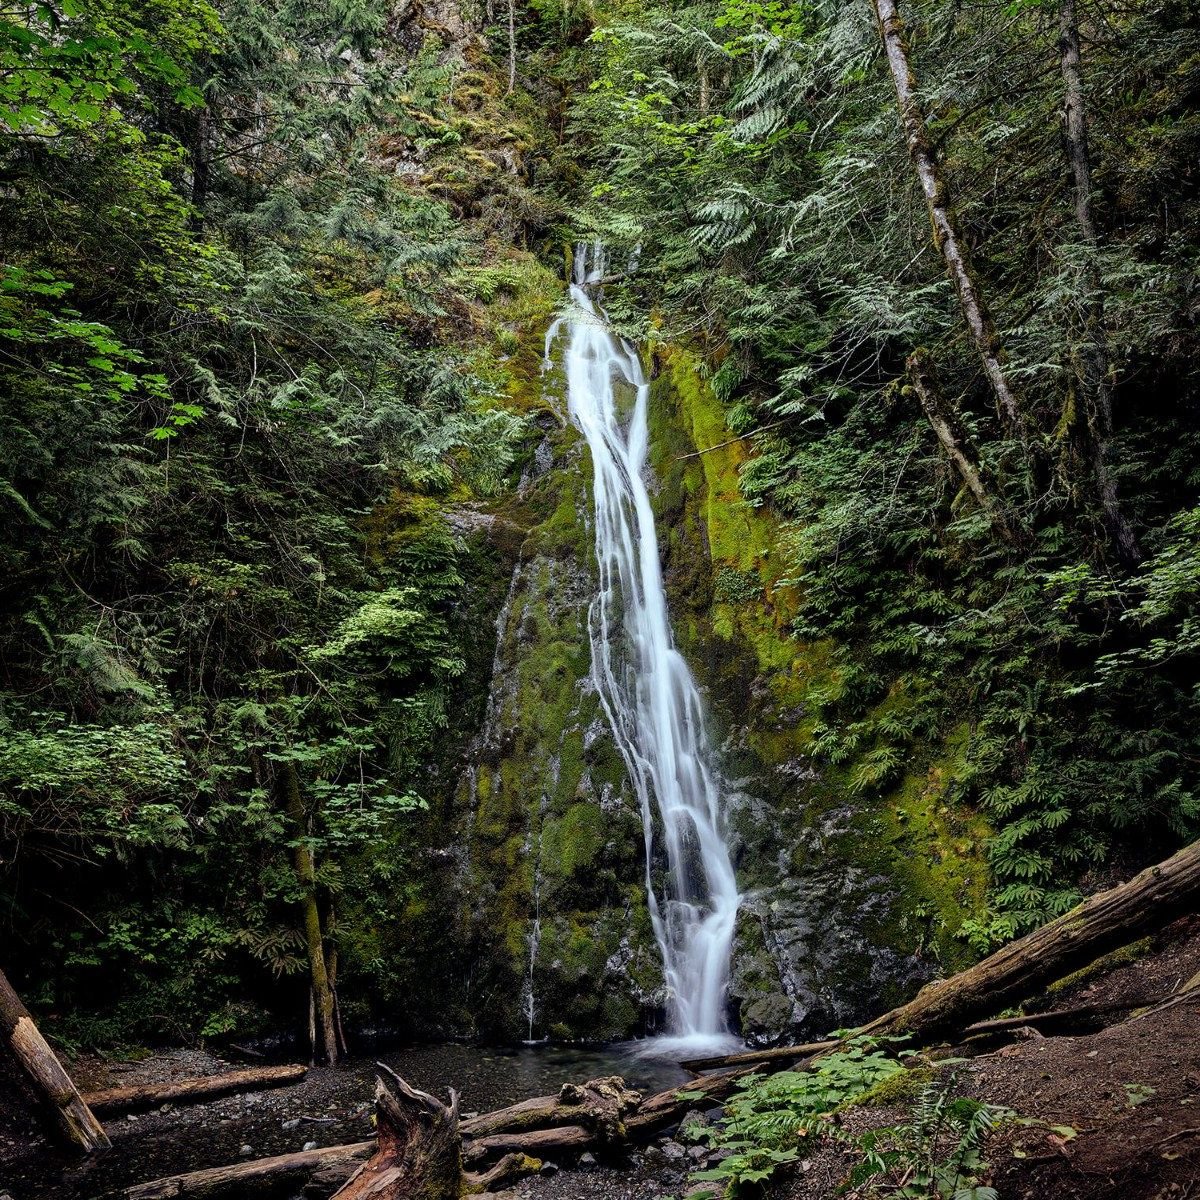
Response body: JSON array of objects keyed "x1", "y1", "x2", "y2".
[{"x1": 547, "y1": 244, "x2": 741, "y2": 1050}]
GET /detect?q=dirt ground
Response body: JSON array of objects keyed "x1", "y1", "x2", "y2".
[
  {"x1": 3, "y1": 918, "x2": 1199, "y2": 1200},
  {"x1": 773, "y1": 915, "x2": 1200, "y2": 1200}
]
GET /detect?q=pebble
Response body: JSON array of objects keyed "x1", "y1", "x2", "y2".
[
  {"x1": 239, "y1": 1144, "x2": 253, "y2": 1156},
  {"x1": 303, "y1": 1140, "x2": 319, "y2": 1151},
  {"x1": 687, "y1": 1144, "x2": 709, "y2": 1161},
  {"x1": 661, "y1": 1139, "x2": 687, "y2": 1160},
  {"x1": 126, "y1": 1114, "x2": 139, "y2": 1123},
  {"x1": 282, "y1": 1118, "x2": 301, "y2": 1130},
  {"x1": 579, "y1": 1152, "x2": 597, "y2": 1166},
  {"x1": 540, "y1": 1162, "x2": 560, "y2": 1176}
]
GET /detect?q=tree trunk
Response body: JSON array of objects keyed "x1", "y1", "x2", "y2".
[
  {"x1": 332, "y1": 1066, "x2": 461, "y2": 1200},
  {"x1": 1058, "y1": 0, "x2": 1140, "y2": 567},
  {"x1": 506, "y1": 0, "x2": 516, "y2": 95},
  {"x1": 860, "y1": 840, "x2": 1200, "y2": 1042},
  {"x1": 282, "y1": 763, "x2": 338, "y2": 1066},
  {"x1": 906, "y1": 349, "x2": 1017, "y2": 541},
  {"x1": 82, "y1": 1064, "x2": 307, "y2": 1116},
  {"x1": 871, "y1": 0, "x2": 1025, "y2": 440},
  {"x1": 0, "y1": 967, "x2": 110, "y2": 1153}
]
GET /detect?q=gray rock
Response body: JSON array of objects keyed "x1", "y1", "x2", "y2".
[
  {"x1": 579, "y1": 1152, "x2": 597, "y2": 1166},
  {"x1": 661, "y1": 1139, "x2": 687, "y2": 1160},
  {"x1": 239, "y1": 1144, "x2": 253, "y2": 1157},
  {"x1": 282, "y1": 1118, "x2": 301, "y2": 1130},
  {"x1": 302, "y1": 1140, "x2": 319, "y2": 1151},
  {"x1": 687, "y1": 1144, "x2": 709, "y2": 1161},
  {"x1": 539, "y1": 1161, "x2": 560, "y2": 1176}
]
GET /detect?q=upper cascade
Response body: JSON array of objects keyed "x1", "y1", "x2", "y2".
[{"x1": 547, "y1": 243, "x2": 742, "y2": 1051}]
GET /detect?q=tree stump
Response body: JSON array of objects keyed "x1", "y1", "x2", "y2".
[{"x1": 332, "y1": 1065, "x2": 461, "y2": 1200}]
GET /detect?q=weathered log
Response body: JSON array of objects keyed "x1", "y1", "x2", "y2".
[
  {"x1": 84, "y1": 1064, "x2": 307, "y2": 1115},
  {"x1": 460, "y1": 1076, "x2": 640, "y2": 1141},
  {"x1": 126, "y1": 1141, "x2": 375, "y2": 1199},
  {"x1": 680, "y1": 1038, "x2": 838, "y2": 1075},
  {"x1": 461, "y1": 1125, "x2": 591, "y2": 1166},
  {"x1": 960, "y1": 996, "x2": 1159, "y2": 1039},
  {"x1": 624, "y1": 1066, "x2": 755, "y2": 1135},
  {"x1": 463, "y1": 1152, "x2": 541, "y2": 1194},
  {"x1": 331, "y1": 1065, "x2": 460, "y2": 1200},
  {"x1": 0, "y1": 965, "x2": 110, "y2": 1153},
  {"x1": 862, "y1": 839, "x2": 1200, "y2": 1043}
]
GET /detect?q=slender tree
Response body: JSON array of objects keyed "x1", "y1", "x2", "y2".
[
  {"x1": 282, "y1": 764, "x2": 339, "y2": 1066},
  {"x1": 1058, "y1": 0, "x2": 1141, "y2": 565},
  {"x1": 906, "y1": 350, "x2": 1017, "y2": 542},
  {"x1": 871, "y1": 0, "x2": 1026, "y2": 441}
]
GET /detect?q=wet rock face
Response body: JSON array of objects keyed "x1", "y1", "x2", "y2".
[
  {"x1": 410, "y1": 339, "x2": 986, "y2": 1048},
  {"x1": 446, "y1": 432, "x2": 666, "y2": 1041}
]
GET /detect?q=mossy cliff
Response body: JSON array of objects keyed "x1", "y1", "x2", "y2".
[
  {"x1": 645, "y1": 346, "x2": 991, "y2": 1042},
  {"x1": 384, "y1": 268, "x2": 991, "y2": 1044}
]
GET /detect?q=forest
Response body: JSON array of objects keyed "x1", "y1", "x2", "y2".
[{"x1": 0, "y1": 0, "x2": 1198, "y2": 1196}]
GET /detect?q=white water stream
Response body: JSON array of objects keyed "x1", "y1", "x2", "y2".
[{"x1": 546, "y1": 245, "x2": 741, "y2": 1052}]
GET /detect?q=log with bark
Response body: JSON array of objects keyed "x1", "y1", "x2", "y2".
[
  {"x1": 0, "y1": 965, "x2": 110, "y2": 1154},
  {"x1": 83, "y1": 1064, "x2": 307, "y2": 1115},
  {"x1": 126, "y1": 1140, "x2": 375, "y2": 1200}
]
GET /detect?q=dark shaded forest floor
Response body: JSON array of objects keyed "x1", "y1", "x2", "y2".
[{"x1": 1, "y1": 920, "x2": 1198, "y2": 1199}]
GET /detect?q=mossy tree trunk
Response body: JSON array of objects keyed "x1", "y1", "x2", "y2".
[
  {"x1": 872, "y1": 0, "x2": 1026, "y2": 442},
  {"x1": 281, "y1": 761, "x2": 339, "y2": 1066}
]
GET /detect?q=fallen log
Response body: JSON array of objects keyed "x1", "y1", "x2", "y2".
[
  {"x1": 461, "y1": 1124, "x2": 591, "y2": 1166},
  {"x1": 862, "y1": 839, "x2": 1200, "y2": 1044},
  {"x1": 0, "y1": 965, "x2": 110, "y2": 1154},
  {"x1": 460, "y1": 1076, "x2": 640, "y2": 1141},
  {"x1": 679, "y1": 1039, "x2": 838, "y2": 1075},
  {"x1": 84, "y1": 1064, "x2": 308, "y2": 1115},
  {"x1": 126, "y1": 1140, "x2": 374, "y2": 1200},
  {"x1": 332, "y1": 1065, "x2": 460, "y2": 1200},
  {"x1": 690, "y1": 838, "x2": 1200, "y2": 1070},
  {"x1": 960, "y1": 996, "x2": 1159, "y2": 1039},
  {"x1": 624, "y1": 1066, "x2": 755, "y2": 1135}
]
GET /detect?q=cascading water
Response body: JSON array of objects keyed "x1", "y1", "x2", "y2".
[{"x1": 546, "y1": 244, "x2": 741, "y2": 1051}]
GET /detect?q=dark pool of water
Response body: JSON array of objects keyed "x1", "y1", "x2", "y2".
[
  {"x1": 376, "y1": 1039, "x2": 689, "y2": 1113},
  {"x1": 0, "y1": 1041, "x2": 691, "y2": 1199}
]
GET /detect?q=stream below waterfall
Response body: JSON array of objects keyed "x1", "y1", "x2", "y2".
[{"x1": 0, "y1": 1043, "x2": 690, "y2": 1200}]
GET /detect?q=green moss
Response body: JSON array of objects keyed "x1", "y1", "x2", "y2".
[
  {"x1": 1046, "y1": 938, "x2": 1153, "y2": 996},
  {"x1": 848, "y1": 1066, "x2": 935, "y2": 1109}
]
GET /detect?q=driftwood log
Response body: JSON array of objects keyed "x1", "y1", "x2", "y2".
[
  {"x1": 126, "y1": 1140, "x2": 375, "y2": 1200},
  {"x1": 84, "y1": 1064, "x2": 307, "y2": 1115},
  {"x1": 0, "y1": 966, "x2": 110, "y2": 1153}
]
